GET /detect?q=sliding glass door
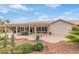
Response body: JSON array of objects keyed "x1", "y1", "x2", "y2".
[
  {"x1": 17, "y1": 27, "x2": 29, "y2": 33},
  {"x1": 36, "y1": 27, "x2": 47, "y2": 34},
  {"x1": 30, "y1": 27, "x2": 34, "y2": 34}
]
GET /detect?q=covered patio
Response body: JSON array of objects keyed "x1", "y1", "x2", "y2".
[{"x1": 6, "y1": 23, "x2": 48, "y2": 35}]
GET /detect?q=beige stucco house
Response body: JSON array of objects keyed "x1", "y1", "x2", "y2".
[{"x1": 1, "y1": 19, "x2": 78, "y2": 36}]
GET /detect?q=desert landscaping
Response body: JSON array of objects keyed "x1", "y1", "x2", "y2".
[{"x1": 14, "y1": 38, "x2": 79, "y2": 54}]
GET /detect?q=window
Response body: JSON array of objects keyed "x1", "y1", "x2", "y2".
[
  {"x1": 18, "y1": 27, "x2": 21, "y2": 32},
  {"x1": 17, "y1": 27, "x2": 25, "y2": 32},
  {"x1": 25, "y1": 27, "x2": 29, "y2": 32},
  {"x1": 36, "y1": 27, "x2": 41, "y2": 33},
  {"x1": 42, "y1": 27, "x2": 47, "y2": 34},
  {"x1": 36, "y1": 27, "x2": 47, "y2": 34}
]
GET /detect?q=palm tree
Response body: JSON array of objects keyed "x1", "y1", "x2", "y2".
[
  {"x1": 0, "y1": 19, "x2": 10, "y2": 24},
  {"x1": 5, "y1": 19, "x2": 10, "y2": 23},
  {"x1": 67, "y1": 27, "x2": 79, "y2": 44}
]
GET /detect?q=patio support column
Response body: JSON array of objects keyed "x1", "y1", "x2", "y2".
[
  {"x1": 41, "y1": 27, "x2": 42, "y2": 34},
  {"x1": 24, "y1": 26, "x2": 25, "y2": 32},
  {"x1": 29, "y1": 25, "x2": 30, "y2": 35},
  {"x1": 47, "y1": 26, "x2": 49, "y2": 34},
  {"x1": 16, "y1": 26, "x2": 17, "y2": 34},
  {"x1": 34, "y1": 26, "x2": 36, "y2": 34}
]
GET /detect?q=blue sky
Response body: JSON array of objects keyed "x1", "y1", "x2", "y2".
[{"x1": 0, "y1": 4, "x2": 79, "y2": 23}]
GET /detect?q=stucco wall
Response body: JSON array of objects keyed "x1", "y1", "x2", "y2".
[{"x1": 48, "y1": 21, "x2": 73, "y2": 36}]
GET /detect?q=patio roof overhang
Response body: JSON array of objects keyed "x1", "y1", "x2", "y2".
[{"x1": 6, "y1": 23, "x2": 49, "y2": 27}]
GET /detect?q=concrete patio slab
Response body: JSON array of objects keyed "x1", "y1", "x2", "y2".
[{"x1": 15, "y1": 34, "x2": 68, "y2": 43}]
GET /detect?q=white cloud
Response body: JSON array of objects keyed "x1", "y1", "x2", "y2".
[
  {"x1": 12, "y1": 17, "x2": 31, "y2": 23},
  {"x1": 34, "y1": 12, "x2": 41, "y2": 15},
  {"x1": 9, "y1": 4, "x2": 33, "y2": 11},
  {"x1": 16, "y1": 17, "x2": 30, "y2": 21},
  {"x1": 37, "y1": 15, "x2": 51, "y2": 21},
  {"x1": 53, "y1": 16, "x2": 64, "y2": 20},
  {"x1": 53, "y1": 15, "x2": 79, "y2": 20},
  {"x1": 64, "y1": 11, "x2": 73, "y2": 15},
  {"x1": 46, "y1": 4, "x2": 61, "y2": 8},
  {"x1": 64, "y1": 12, "x2": 70, "y2": 15},
  {"x1": 39, "y1": 15, "x2": 48, "y2": 19},
  {"x1": 34, "y1": 12, "x2": 39, "y2": 15},
  {"x1": 0, "y1": 9, "x2": 8, "y2": 13},
  {"x1": 9, "y1": 4, "x2": 28, "y2": 10},
  {"x1": 67, "y1": 17, "x2": 79, "y2": 20},
  {"x1": 30, "y1": 8, "x2": 34, "y2": 11},
  {"x1": 64, "y1": 8, "x2": 79, "y2": 15}
]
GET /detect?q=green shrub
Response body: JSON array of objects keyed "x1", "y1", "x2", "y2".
[
  {"x1": 0, "y1": 29, "x2": 5, "y2": 33},
  {"x1": 0, "y1": 36, "x2": 5, "y2": 41},
  {"x1": 32, "y1": 43, "x2": 44, "y2": 51},
  {"x1": 15, "y1": 43, "x2": 44, "y2": 54},
  {"x1": 0, "y1": 34, "x2": 8, "y2": 43},
  {"x1": 67, "y1": 27, "x2": 79, "y2": 44},
  {"x1": 14, "y1": 49, "x2": 22, "y2": 54},
  {"x1": 16, "y1": 44, "x2": 33, "y2": 54},
  {"x1": 0, "y1": 48, "x2": 9, "y2": 54}
]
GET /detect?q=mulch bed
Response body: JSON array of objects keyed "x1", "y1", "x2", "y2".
[{"x1": 15, "y1": 38, "x2": 79, "y2": 54}]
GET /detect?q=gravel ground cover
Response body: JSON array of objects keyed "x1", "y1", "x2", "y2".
[{"x1": 15, "y1": 39, "x2": 79, "y2": 54}]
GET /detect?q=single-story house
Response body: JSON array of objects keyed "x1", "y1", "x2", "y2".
[{"x1": 1, "y1": 19, "x2": 79, "y2": 36}]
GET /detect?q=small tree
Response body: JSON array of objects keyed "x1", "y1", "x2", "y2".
[
  {"x1": 67, "y1": 27, "x2": 79, "y2": 44},
  {"x1": 35, "y1": 35, "x2": 40, "y2": 43}
]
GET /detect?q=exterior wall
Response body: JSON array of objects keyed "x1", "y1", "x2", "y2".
[{"x1": 48, "y1": 21, "x2": 73, "y2": 36}]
